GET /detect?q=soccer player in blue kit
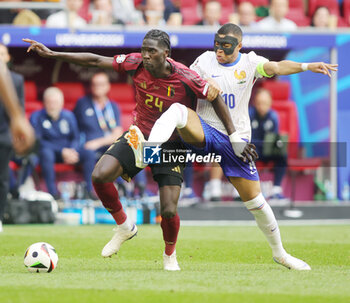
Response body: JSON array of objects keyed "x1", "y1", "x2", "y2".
[{"x1": 137, "y1": 23, "x2": 338, "y2": 270}]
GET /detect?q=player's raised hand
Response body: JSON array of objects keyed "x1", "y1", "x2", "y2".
[
  {"x1": 308, "y1": 62, "x2": 338, "y2": 77},
  {"x1": 22, "y1": 38, "x2": 53, "y2": 58}
]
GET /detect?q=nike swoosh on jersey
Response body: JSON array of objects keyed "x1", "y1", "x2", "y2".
[
  {"x1": 211, "y1": 75, "x2": 222, "y2": 78},
  {"x1": 250, "y1": 170, "x2": 257, "y2": 175}
]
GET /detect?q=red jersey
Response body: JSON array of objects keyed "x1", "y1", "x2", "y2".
[{"x1": 112, "y1": 53, "x2": 209, "y2": 139}]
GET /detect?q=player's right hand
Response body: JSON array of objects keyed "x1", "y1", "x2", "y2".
[
  {"x1": 22, "y1": 38, "x2": 53, "y2": 58},
  {"x1": 206, "y1": 77, "x2": 222, "y2": 101}
]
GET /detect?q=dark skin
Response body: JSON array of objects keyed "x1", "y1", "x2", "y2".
[{"x1": 22, "y1": 37, "x2": 256, "y2": 217}]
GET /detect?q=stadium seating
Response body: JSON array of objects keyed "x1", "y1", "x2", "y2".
[
  {"x1": 257, "y1": 99, "x2": 320, "y2": 201},
  {"x1": 271, "y1": 100, "x2": 299, "y2": 159},
  {"x1": 134, "y1": 0, "x2": 143, "y2": 7},
  {"x1": 236, "y1": 0, "x2": 268, "y2": 7},
  {"x1": 201, "y1": 0, "x2": 235, "y2": 24},
  {"x1": 53, "y1": 82, "x2": 85, "y2": 111},
  {"x1": 288, "y1": 157, "x2": 322, "y2": 201},
  {"x1": 286, "y1": 8, "x2": 311, "y2": 26},
  {"x1": 109, "y1": 83, "x2": 135, "y2": 105},
  {"x1": 308, "y1": 0, "x2": 340, "y2": 17},
  {"x1": 180, "y1": 0, "x2": 201, "y2": 25},
  {"x1": 343, "y1": 0, "x2": 350, "y2": 25},
  {"x1": 25, "y1": 100, "x2": 43, "y2": 118},
  {"x1": 109, "y1": 83, "x2": 136, "y2": 130},
  {"x1": 24, "y1": 81, "x2": 42, "y2": 117},
  {"x1": 78, "y1": 0, "x2": 91, "y2": 22},
  {"x1": 261, "y1": 80, "x2": 290, "y2": 101},
  {"x1": 24, "y1": 81, "x2": 38, "y2": 103},
  {"x1": 288, "y1": 0, "x2": 304, "y2": 10}
]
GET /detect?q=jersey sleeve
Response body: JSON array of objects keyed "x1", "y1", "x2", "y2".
[
  {"x1": 179, "y1": 66, "x2": 209, "y2": 99},
  {"x1": 112, "y1": 53, "x2": 142, "y2": 74},
  {"x1": 190, "y1": 51, "x2": 211, "y2": 79},
  {"x1": 247, "y1": 51, "x2": 269, "y2": 79}
]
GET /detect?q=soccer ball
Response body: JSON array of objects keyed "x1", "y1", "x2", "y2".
[{"x1": 24, "y1": 242, "x2": 58, "y2": 273}]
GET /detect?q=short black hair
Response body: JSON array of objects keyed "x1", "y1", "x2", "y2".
[
  {"x1": 143, "y1": 29, "x2": 171, "y2": 56},
  {"x1": 217, "y1": 23, "x2": 243, "y2": 40}
]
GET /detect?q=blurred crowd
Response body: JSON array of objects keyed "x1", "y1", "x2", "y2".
[{"x1": 0, "y1": 0, "x2": 349, "y2": 29}]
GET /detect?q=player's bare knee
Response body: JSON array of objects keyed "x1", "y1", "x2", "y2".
[{"x1": 92, "y1": 164, "x2": 115, "y2": 183}]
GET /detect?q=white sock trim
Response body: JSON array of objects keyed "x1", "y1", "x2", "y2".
[
  {"x1": 119, "y1": 217, "x2": 134, "y2": 230},
  {"x1": 244, "y1": 193, "x2": 266, "y2": 211}
]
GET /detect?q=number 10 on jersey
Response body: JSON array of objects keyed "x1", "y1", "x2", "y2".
[{"x1": 222, "y1": 93, "x2": 235, "y2": 109}]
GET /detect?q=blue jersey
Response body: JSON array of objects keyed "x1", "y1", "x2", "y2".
[
  {"x1": 30, "y1": 109, "x2": 80, "y2": 152},
  {"x1": 249, "y1": 107, "x2": 279, "y2": 152},
  {"x1": 73, "y1": 96, "x2": 121, "y2": 142}
]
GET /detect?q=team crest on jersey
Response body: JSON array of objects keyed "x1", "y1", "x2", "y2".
[
  {"x1": 167, "y1": 85, "x2": 175, "y2": 97},
  {"x1": 115, "y1": 55, "x2": 126, "y2": 64},
  {"x1": 139, "y1": 81, "x2": 147, "y2": 89},
  {"x1": 234, "y1": 70, "x2": 247, "y2": 84}
]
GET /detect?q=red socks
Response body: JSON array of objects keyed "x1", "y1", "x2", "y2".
[
  {"x1": 92, "y1": 182, "x2": 126, "y2": 224},
  {"x1": 161, "y1": 213, "x2": 180, "y2": 256}
]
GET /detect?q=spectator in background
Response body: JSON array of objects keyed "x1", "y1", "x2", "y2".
[
  {"x1": 30, "y1": 87, "x2": 95, "y2": 199},
  {"x1": 112, "y1": 0, "x2": 144, "y2": 25},
  {"x1": 237, "y1": 1, "x2": 257, "y2": 28},
  {"x1": 90, "y1": 0, "x2": 124, "y2": 25},
  {"x1": 73, "y1": 72, "x2": 148, "y2": 198},
  {"x1": 249, "y1": 88, "x2": 287, "y2": 201},
  {"x1": 258, "y1": 0, "x2": 297, "y2": 31},
  {"x1": 197, "y1": 0, "x2": 222, "y2": 26},
  {"x1": 46, "y1": 0, "x2": 87, "y2": 28},
  {"x1": 311, "y1": 6, "x2": 332, "y2": 29},
  {"x1": 13, "y1": 9, "x2": 41, "y2": 26},
  {"x1": 143, "y1": 0, "x2": 181, "y2": 26},
  {"x1": 74, "y1": 72, "x2": 123, "y2": 159}
]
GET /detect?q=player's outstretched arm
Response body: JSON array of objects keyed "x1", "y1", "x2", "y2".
[
  {"x1": 263, "y1": 60, "x2": 338, "y2": 78},
  {"x1": 22, "y1": 38, "x2": 114, "y2": 69},
  {"x1": 211, "y1": 95, "x2": 258, "y2": 162}
]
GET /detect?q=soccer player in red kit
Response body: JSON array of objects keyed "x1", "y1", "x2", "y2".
[{"x1": 23, "y1": 30, "x2": 254, "y2": 270}]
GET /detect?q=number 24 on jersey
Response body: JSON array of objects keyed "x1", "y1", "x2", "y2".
[{"x1": 145, "y1": 94, "x2": 164, "y2": 112}]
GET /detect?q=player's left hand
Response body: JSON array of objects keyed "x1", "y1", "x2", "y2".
[
  {"x1": 308, "y1": 62, "x2": 338, "y2": 77},
  {"x1": 206, "y1": 77, "x2": 222, "y2": 101}
]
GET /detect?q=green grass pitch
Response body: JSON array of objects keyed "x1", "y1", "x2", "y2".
[{"x1": 0, "y1": 224, "x2": 349, "y2": 303}]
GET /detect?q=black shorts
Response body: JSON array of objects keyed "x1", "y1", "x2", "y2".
[{"x1": 105, "y1": 131, "x2": 185, "y2": 187}]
